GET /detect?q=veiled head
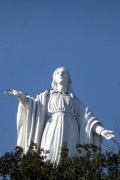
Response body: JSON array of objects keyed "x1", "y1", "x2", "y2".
[{"x1": 52, "y1": 67, "x2": 72, "y2": 93}]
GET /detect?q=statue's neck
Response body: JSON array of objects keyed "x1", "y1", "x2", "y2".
[{"x1": 57, "y1": 84, "x2": 67, "y2": 93}]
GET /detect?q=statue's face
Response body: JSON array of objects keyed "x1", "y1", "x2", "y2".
[{"x1": 55, "y1": 68, "x2": 69, "y2": 85}]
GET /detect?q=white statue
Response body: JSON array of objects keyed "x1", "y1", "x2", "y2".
[{"x1": 4, "y1": 67, "x2": 114, "y2": 164}]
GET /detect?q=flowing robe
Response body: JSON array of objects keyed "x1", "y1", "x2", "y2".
[{"x1": 17, "y1": 90, "x2": 103, "y2": 163}]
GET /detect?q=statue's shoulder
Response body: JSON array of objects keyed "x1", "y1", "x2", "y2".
[
  {"x1": 74, "y1": 95, "x2": 82, "y2": 102},
  {"x1": 35, "y1": 90, "x2": 50, "y2": 101},
  {"x1": 74, "y1": 95, "x2": 84, "y2": 108}
]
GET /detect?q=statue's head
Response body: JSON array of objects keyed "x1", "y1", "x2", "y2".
[{"x1": 52, "y1": 67, "x2": 72, "y2": 94}]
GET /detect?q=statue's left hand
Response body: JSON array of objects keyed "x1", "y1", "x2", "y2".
[{"x1": 101, "y1": 130, "x2": 115, "y2": 140}]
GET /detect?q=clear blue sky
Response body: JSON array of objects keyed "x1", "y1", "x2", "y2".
[{"x1": 0, "y1": 0, "x2": 120, "y2": 156}]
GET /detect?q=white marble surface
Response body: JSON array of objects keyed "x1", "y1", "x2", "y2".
[{"x1": 4, "y1": 67, "x2": 115, "y2": 163}]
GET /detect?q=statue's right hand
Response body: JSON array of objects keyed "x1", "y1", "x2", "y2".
[{"x1": 4, "y1": 89, "x2": 21, "y2": 97}]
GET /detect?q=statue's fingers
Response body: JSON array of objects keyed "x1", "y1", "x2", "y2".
[
  {"x1": 4, "y1": 90, "x2": 7, "y2": 94},
  {"x1": 4, "y1": 89, "x2": 12, "y2": 94},
  {"x1": 107, "y1": 136, "x2": 112, "y2": 140},
  {"x1": 106, "y1": 135, "x2": 112, "y2": 140},
  {"x1": 9, "y1": 92, "x2": 14, "y2": 96},
  {"x1": 8, "y1": 90, "x2": 15, "y2": 96},
  {"x1": 106, "y1": 134, "x2": 115, "y2": 140},
  {"x1": 111, "y1": 134, "x2": 115, "y2": 138},
  {"x1": 108, "y1": 132, "x2": 115, "y2": 137},
  {"x1": 4, "y1": 90, "x2": 10, "y2": 94},
  {"x1": 106, "y1": 130, "x2": 113, "y2": 134}
]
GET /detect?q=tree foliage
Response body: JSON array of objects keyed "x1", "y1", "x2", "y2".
[{"x1": 0, "y1": 143, "x2": 120, "y2": 180}]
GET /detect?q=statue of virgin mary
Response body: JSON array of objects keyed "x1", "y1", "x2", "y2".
[{"x1": 4, "y1": 67, "x2": 114, "y2": 164}]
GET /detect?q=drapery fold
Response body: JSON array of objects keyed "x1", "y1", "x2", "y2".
[
  {"x1": 17, "y1": 91, "x2": 48, "y2": 153},
  {"x1": 16, "y1": 91, "x2": 103, "y2": 157},
  {"x1": 74, "y1": 98, "x2": 103, "y2": 147}
]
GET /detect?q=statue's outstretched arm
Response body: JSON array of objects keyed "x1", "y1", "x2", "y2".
[
  {"x1": 4, "y1": 89, "x2": 28, "y2": 108},
  {"x1": 93, "y1": 123, "x2": 115, "y2": 140}
]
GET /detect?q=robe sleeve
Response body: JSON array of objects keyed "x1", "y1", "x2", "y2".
[
  {"x1": 74, "y1": 97, "x2": 103, "y2": 147},
  {"x1": 16, "y1": 91, "x2": 48, "y2": 153},
  {"x1": 17, "y1": 93, "x2": 29, "y2": 109},
  {"x1": 17, "y1": 95, "x2": 36, "y2": 153},
  {"x1": 92, "y1": 123, "x2": 104, "y2": 135}
]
